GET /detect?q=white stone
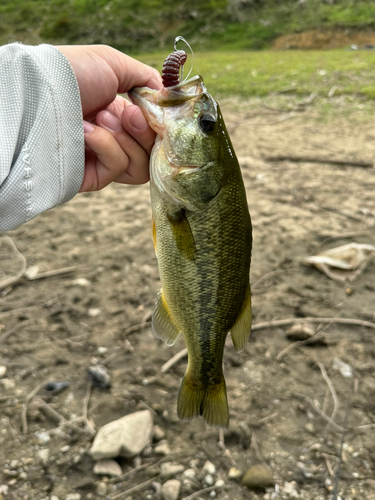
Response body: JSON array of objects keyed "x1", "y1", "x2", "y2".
[
  {"x1": 93, "y1": 459, "x2": 122, "y2": 477},
  {"x1": 0, "y1": 366, "x2": 7, "y2": 378},
  {"x1": 60, "y1": 445, "x2": 70, "y2": 453},
  {"x1": 202, "y1": 460, "x2": 216, "y2": 475},
  {"x1": 228, "y1": 467, "x2": 242, "y2": 480},
  {"x1": 161, "y1": 462, "x2": 184, "y2": 477},
  {"x1": 183, "y1": 468, "x2": 196, "y2": 480},
  {"x1": 204, "y1": 474, "x2": 214, "y2": 486},
  {"x1": 72, "y1": 278, "x2": 91, "y2": 287},
  {"x1": 215, "y1": 479, "x2": 225, "y2": 488},
  {"x1": 97, "y1": 347, "x2": 108, "y2": 355},
  {"x1": 161, "y1": 479, "x2": 181, "y2": 500},
  {"x1": 153, "y1": 425, "x2": 166, "y2": 441},
  {"x1": 88, "y1": 308, "x2": 101, "y2": 317},
  {"x1": 35, "y1": 431, "x2": 51, "y2": 444},
  {"x1": 90, "y1": 410, "x2": 153, "y2": 459},
  {"x1": 0, "y1": 378, "x2": 15, "y2": 390},
  {"x1": 65, "y1": 495, "x2": 81, "y2": 500},
  {"x1": 37, "y1": 448, "x2": 50, "y2": 465},
  {"x1": 51, "y1": 496, "x2": 59, "y2": 500},
  {"x1": 96, "y1": 481, "x2": 108, "y2": 496},
  {"x1": 154, "y1": 441, "x2": 171, "y2": 456}
]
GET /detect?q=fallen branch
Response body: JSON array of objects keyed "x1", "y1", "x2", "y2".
[
  {"x1": 27, "y1": 266, "x2": 77, "y2": 280},
  {"x1": 111, "y1": 474, "x2": 161, "y2": 500},
  {"x1": 294, "y1": 393, "x2": 345, "y2": 432},
  {"x1": 0, "y1": 236, "x2": 27, "y2": 291},
  {"x1": 264, "y1": 155, "x2": 374, "y2": 169},
  {"x1": 161, "y1": 348, "x2": 188, "y2": 373},
  {"x1": 317, "y1": 362, "x2": 339, "y2": 431},
  {"x1": 252, "y1": 317, "x2": 375, "y2": 332},
  {"x1": 21, "y1": 380, "x2": 50, "y2": 434},
  {"x1": 0, "y1": 320, "x2": 32, "y2": 344}
]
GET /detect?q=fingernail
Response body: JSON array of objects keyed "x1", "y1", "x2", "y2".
[
  {"x1": 102, "y1": 111, "x2": 122, "y2": 131},
  {"x1": 130, "y1": 108, "x2": 148, "y2": 131},
  {"x1": 83, "y1": 121, "x2": 94, "y2": 133},
  {"x1": 148, "y1": 77, "x2": 162, "y2": 90}
]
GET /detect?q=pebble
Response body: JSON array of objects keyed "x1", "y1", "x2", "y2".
[
  {"x1": 96, "y1": 481, "x2": 108, "y2": 497},
  {"x1": 51, "y1": 496, "x2": 59, "y2": 500},
  {"x1": 88, "y1": 308, "x2": 101, "y2": 317},
  {"x1": 241, "y1": 464, "x2": 274, "y2": 490},
  {"x1": 215, "y1": 479, "x2": 225, "y2": 488},
  {"x1": 161, "y1": 479, "x2": 181, "y2": 500},
  {"x1": 161, "y1": 462, "x2": 185, "y2": 478},
  {"x1": 332, "y1": 358, "x2": 353, "y2": 378},
  {"x1": 286, "y1": 323, "x2": 315, "y2": 341},
  {"x1": 183, "y1": 468, "x2": 196, "y2": 480},
  {"x1": 44, "y1": 381, "x2": 70, "y2": 394},
  {"x1": 153, "y1": 425, "x2": 166, "y2": 441},
  {"x1": 204, "y1": 474, "x2": 214, "y2": 486},
  {"x1": 72, "y1": 278, "x2": 91, "y2": 287},
  {"x1": 88, "y1": 365, "x2": 111, "y2": 389},
  {"x1": 0, "y1": 379, "x2": 15, "y2": 390},
  {"x1": 228, "y1": 467, "x2": 242, "y2": 480},
  {"x1": 65, "y1": 495, "x2": 81, "y2": 500},
  {"x1": 93, "y1": 459, "x2": 122, "y2": 477},
  {"x1": 37, "y1": 448, "x2": 50, "y2": 465},
  {"x1": 202, "y1": 460, "x2": 216, "y2": 475},
  {"x1": 60, "y1": 445, "x2": 70, "y2": 453},
  {"x1": 97, "y1": 346, "x2": 108, "y2": 355},
  {"x1": 90, "y1": 410, "x2": 153, "y2": 459},
  {"x1": 0, "y1": 366, "x2": 7, "y2": 379},
  {"x1": 154, "y1": 441, "x2": 171, "y2": 456}
]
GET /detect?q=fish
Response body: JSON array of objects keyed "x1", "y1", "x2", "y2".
[{"x1": 129, "y1": 74, "x2": 252, "y2": 427}]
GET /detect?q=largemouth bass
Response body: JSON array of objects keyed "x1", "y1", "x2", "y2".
[{"x1": 129, "y1": 74, "x2": 252, "y2": 428}]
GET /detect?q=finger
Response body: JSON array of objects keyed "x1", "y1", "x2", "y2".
[
  {"x1": 81, "y1": 120, "x2": 132, "y2": 192},
  {"x1": 95, "y1": 110, "x2": 150, "y2": 185},
  {"x1": 121, "y1": 105, "x2": 156, "y2": 156}
]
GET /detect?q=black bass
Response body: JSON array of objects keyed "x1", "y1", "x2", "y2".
[{"x1": 129, "y1": 72, "x2": 252, "y2": 428}]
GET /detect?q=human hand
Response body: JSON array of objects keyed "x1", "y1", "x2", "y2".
[{"x1": 57, "y1": 45, "x2": 162, "y2": 191}]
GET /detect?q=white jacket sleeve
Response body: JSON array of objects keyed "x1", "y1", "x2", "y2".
[{"x1": 0, "y1": 43, "x2": 84, "y2": 231}]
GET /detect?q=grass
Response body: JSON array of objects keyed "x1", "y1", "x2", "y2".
[
  {"x1": 0, "y1": 0, "x2": 375, "y2": 52},
  {"x1": 139, "y1": 50, "x2": 375, "y2": 99}
]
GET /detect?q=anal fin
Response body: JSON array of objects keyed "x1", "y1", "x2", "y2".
[
  {"x1": 152, "y1": 291, "x2": 181, "y2": 346},
  {"x1": 230, "y1": 284, "x2": 252, "y2": 352}
]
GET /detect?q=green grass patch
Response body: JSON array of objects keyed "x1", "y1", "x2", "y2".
[{"x1": 139, "y1": 50, "x2": 375, "y2": 99}]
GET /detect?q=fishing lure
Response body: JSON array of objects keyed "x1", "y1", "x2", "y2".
[{"x1": 162, "y1": 49, "x2": 187, "y2": 87}]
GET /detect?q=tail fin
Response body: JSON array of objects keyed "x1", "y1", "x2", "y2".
[{"x1": 177, "y1": 373, "x2": 229, "y2": 428}]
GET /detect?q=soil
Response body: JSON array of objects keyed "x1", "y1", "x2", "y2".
[
  {"x1": 272, "y1": 28, "x2": 375, "y2": 51},
  {"x1": 1, "y1": 94, "x2": 375, "y2": 500}
]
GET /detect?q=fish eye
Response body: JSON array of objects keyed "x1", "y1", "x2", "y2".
[{"x1": 199, "y1": 114, "x2": 216, "y2": 133}]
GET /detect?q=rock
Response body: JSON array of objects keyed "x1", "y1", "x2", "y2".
[
  {"x1": 228, "y1": 467, "x2": 242, "y2": 480},
  {"x1": 88, "y1": 308, "x2": 101, "y2": 317},
  {"x1": 65, "y1": 495, "x2": 81, "y2": 500},
  {"x1": 88, "y1": 365, "x2": 111, "y2": 389},
  {"x1": 202, "y1": 460, "x2": 216, "y2": 475},
  {"x1": 215, "y1": 479, "x2": 225, "y2": 488},
  {"x1": 204, "y1": 474, "x2": 214, "y2": 486},
  {"x1": 0, "y1": 366, "x2": 7, "y2": 379},
  {"x1": 161, "y1": 462, "x2": 184, "y2": 478},
  {"x1": 60, "y1": 445, "x2": 70, "y2": 453},
  {"x1": 0, "y1": 379, "x2": 15, "y2": 390},
  {"x1": 72, "y1": 278, "x2": 91, "y2": 287},
  {"x1": 93, "y1": 459, "x2": 122, "y2": 477},
  {"x1": 90, "y1": 410, "x2": 153, "y2": 459},
  {"x1": 154, "y1": 441, "x2": 171, "y2": 456},
  {"x1": 286, "y1": 323, "x2": 315, "y2": 341},
  {"x1": 97, "y1": 346, "x2": 108, "y2": 355},
  {"x1": 51, "y1": 496, "x2": 59, "y2": 500},
  {"x1": 37, "y1": 448, "x2": 50, "y2": 465},
  {"x1": 44, "y1": 381, "x2": 70, "y2": 394},
  {"x1": 183, "y1": 468, "x2": 196, "y2": 480},
  {"x1": 241, "y1": 464, "x2": 274, "y2": 490},
  {"x1": 153, "y1": 425, "x2": 166, "y2": 441},
  {"x1": 161, "y1": 479, "x2": 181, "y2": 500},
  {"x1": 96, "y1": 481, "x2": 108, "y2": 497}
]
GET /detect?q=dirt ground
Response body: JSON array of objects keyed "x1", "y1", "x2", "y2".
[{"x1": 1, "y1": 93, "x2": 375, "y2": 500}]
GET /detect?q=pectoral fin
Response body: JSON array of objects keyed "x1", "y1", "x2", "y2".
[
  {"x1": 230, "y1": 284, "x2": 252, "y2": 352},
  {"x1": 152, "y1": 291, "x2": 181, "y2": 346},
  {"x1": 167, "y1": 208, "x2": 196, "y2": 261}
]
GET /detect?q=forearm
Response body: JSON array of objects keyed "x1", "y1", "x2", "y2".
[{"x1": 0, "y1": 43, "x2": 84, "y2": 231}]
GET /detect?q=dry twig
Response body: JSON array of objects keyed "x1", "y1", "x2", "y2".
[
  {"x1": 111, "y1": 474, "x2": 161, "y2": 500},
  {"x1": 294, "y1": 394, "x2": 345, "y2": 432},
  {"x1": 21, "y1": 380, "x2": 50, "y2": 434},
  {"x1": 27, "y1": 266, "x2": 77, "y2": 280},
  {"x1": 317, "y1": 362, "x2": 339, "y2": 431},
  {"x1": 0, "y1": 236, "x2": 27, "y2": 291},
  {"x1": 252, "y1": 316, "x2": 375, "y2": 332},
  {"x1": 82, "y1": 382, "x2": 96, "y2": 435},
  {"x1": 0, "y1": 320, "x2": 32, "y2": 344},
  {"x1": 161, "y1": 348, "x2": 188, "y2": 373},
  {"x1": 265, "y1": 155, "x2": 374, "y2": 169}
]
